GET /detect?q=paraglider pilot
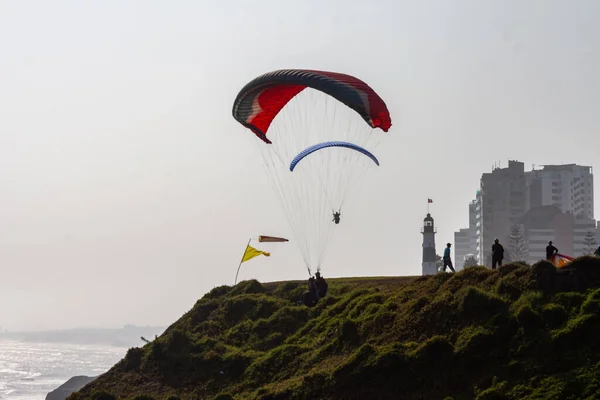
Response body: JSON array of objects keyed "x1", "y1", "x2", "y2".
[
  {"x1": 315, "y1": 271, "x2": 328, "y2": 298},
  {"x1": 333, "y1": 211, "x2": 341, "y2": 224},
  {"x1": 299, "y1": 276, "x2": 318, "y2": 308},
  {"x1": 308, "y1": 276, "x2": 317, "y2": 294}
]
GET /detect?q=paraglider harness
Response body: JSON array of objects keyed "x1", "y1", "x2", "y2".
[
  {"x1": 333, "y1": 211, "x2": 341, "y2": 224},
  {"x1": 299, "y1": 272, "x2": 328, "y2": 307}
]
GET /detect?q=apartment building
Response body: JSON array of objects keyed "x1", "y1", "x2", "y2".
[{"x1": 464, "y1": 162, "x2": 595, "y2": 266}]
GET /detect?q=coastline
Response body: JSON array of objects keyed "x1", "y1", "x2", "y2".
[{"x1": 0, "y1": 339, "x2": 127, "y2": 400}]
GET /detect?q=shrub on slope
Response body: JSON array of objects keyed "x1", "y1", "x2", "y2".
[{"x1": 69, "y1": 259, "x2": 600, "y2": 400}]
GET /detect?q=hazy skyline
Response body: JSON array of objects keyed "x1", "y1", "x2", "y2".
[{"x1": 1, "y1": 0, "x2": 599, "y2": 331}]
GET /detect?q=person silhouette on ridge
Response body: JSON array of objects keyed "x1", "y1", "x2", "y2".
[
  {"x1": 443, "y1": 243, "x2": 455, "y2": 273},
  {"x1": 492, "y1": 238, "x2": 504, "y2": 269},
  {"x1": 546, "y1": 241, "x2": 558, "y2": 260}
]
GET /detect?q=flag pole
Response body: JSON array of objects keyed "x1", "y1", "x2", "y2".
[{"x1": 234, "y1": 238, "x2": 252, "y2": 285}]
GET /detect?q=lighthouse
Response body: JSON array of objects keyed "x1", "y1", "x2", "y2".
[{"x1": 422, "y1": 213, "x2": 437, "y2": 275}]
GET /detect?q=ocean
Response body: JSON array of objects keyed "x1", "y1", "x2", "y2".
[{"x1": 0, "y1": 340, "x2": 127, "y2": 400}]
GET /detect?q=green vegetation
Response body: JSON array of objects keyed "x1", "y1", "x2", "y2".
[{"x1": 69, "y1": 257, "x2": 600, "y2": 399}]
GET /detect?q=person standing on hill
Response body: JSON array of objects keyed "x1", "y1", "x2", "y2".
[
  {"x1": 546, "y1": 241, "x2": 558, "y2": 260},
  {"x1": 443, "y1": 243, "x2": 455, "y2": 273},
  {"x1": 491, "y1": 238, "x2": 504, "y2": 269}
]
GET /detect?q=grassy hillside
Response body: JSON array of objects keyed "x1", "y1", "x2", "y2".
[{"x1": 69, "y1": 258, "x2": 600, "y2": 400}]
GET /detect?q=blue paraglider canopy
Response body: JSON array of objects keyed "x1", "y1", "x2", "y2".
[{"x1": 289, "y1": 141, "x2": 380, "y2": 172}]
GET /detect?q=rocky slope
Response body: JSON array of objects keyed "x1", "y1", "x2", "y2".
[{"x1": 47, "y1": 376, "x2": 96, "y2": 400}]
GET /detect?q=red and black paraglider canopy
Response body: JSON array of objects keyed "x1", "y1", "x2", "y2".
[{"x1": 232, "y1": 69, "x2": 392, "y2": 143}]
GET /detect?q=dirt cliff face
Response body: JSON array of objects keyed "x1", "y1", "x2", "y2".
[{"x1": 69, "y1": 258, "x2": 600, "y2": 400}]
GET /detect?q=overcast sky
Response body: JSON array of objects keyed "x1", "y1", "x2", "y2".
[{"x1": 0, "y1": 0, "x2": 599, "y2": 331}]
